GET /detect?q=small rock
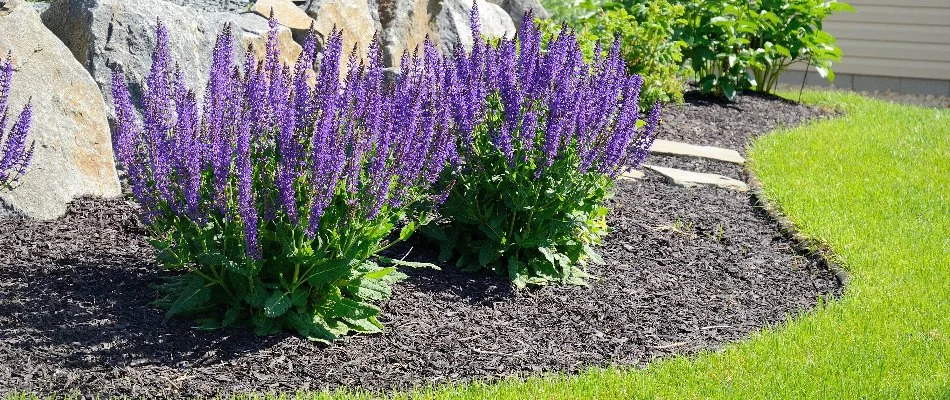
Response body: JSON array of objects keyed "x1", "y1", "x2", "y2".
[
  {"x1": 649, "y1": 139, "x2": 746, "y2": 165},
  {"x1": 618, "y1": 169, "x2": 646, "y2": 180},
  {"x1": 643, "y1": 165, "x2": 749, "y2": 192},
  {"x1": 0, "y1": 0, "x2": 121, "y2": 219}
]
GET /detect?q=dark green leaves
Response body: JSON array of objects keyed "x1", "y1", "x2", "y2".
[
  {"x1": 164, "y1": 275, "x2": 212, "y2": 320},
  {"x1": 430, "y1": 130, "x2": 613, "y2": 287},
  {"x1": 150, "y1": 205, "x2": 414, "y2": 341}
]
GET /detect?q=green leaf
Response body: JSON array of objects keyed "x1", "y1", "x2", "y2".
[
  {"x1": 264, "y1": 290, "x2": 293, "y2": 318},
  {"x1": 244, "y1": 281, "x2": 268, "y2": 308},
  {"x1": 398, "y1": 221, "x2": 417, "y2": 241},
  {"x1": 165, "y1": 275, "x2": 211, "y2": 320},
  {"x1": 330, "y1": 297, "x2": 380, "y2": 320},
  {"x1": 378, "y1": 256, "x2": 442, "y2": 270},
  {"x1": 344, "y1": 317, "x2": 383, "y2": 333},
  {"x1": 539, "y1": 247, "x2": 557, "y2": 266},
  {"x1": 363, "y1": 266, "x2": 398, "y2": 280},
  {"x1": 252, "y1": 313, "x2": 281, "y2": 336},
  {"x1": 195, "y1": 317, "x2": 221, "y2": 330},
  {"x1": 222, "y1": 306, "x2": 241, "y2": 327},
  {"x1": 347, "y1": 278, "x2": 393, "y2": 301},
  {"x1": 305, "y1": 258, "x2": 357, "y2": 287},
  {"x1": 423, "y1": 224, "x2": 448, "y2": 242},
  {"x1": 583, "y1": 245, "x2": 606, "y2": 265},
  {"x1": 478, "y1": 245, "x2": 501, "y2": 267},
  {"x1": 197, "y1": 252, "x2": 228, "y2": 267}
]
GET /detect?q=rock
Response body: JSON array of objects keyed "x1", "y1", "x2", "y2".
[
  {"x1": 29, "y1": 0, "x2": 49, "y2": 14},
  {"x1": 377, "y1": 0, "x2": 441, "y2": 67},
  {"x1": 437, "y1": 0, "x2": 516, "y2": 56},
  {"x1": 486, "y1": 0, "x2": 549, "y2": 26},
  {"x1": 0, "y1": 0, "x2": 121, "y2": 219},
  {"x1": 618, "y1": 169, "x2": 646, "y2": 180},
  {"x1": 649, "y1": 139, "x2": 747, "y2": 165},
  {"x1": 42, "y1": 0, "x2": 301, "y2": 108},
  {"x1": 251, "y1": 0, "x2": 314, "y2": 33},
  {"x1": 642, "y1": 165, "x2": 749, "y2": 192},
  {"x1": 302, "y1": 0, "x2": 377, "y2": 59}
]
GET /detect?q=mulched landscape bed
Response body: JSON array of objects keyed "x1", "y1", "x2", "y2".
[{"x1": 0, "y1": 92, "x2": 841, "y2": 398}]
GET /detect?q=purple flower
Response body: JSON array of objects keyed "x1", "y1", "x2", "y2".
[
  {"x1": 0, "y1": 102, "x2": 34, "y2": 187},
  {"x1": 235, "y1": 101, "x2": 259, "y2": 258}
]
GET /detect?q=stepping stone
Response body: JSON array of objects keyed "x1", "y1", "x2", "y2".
[
  {"x1": 618, "y1": 169, "x2": 646, "y2": 180},
  {"x1": 649, "y1": 139, "x2": 746, "y2": 165},
  {"x1": 643, "y1": 165, "x2": 749, "y2": 192}
]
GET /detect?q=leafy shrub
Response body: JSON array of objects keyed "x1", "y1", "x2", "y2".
[
  {"x1": 748, "y1": 0, "x2": 853, "y2": 93},
  {"x1": 676, "y1": 0, "x2": 758, "y2": 100},
  {"x1": 676, "y1": 0, "x2": 850, "y2": 99},
  {"x1": 538, "y1": 0, "x2": 687, "y2": 106},
  {"x1": 426, "y1": 8, "x2": 662, "y2": 288},
  {"x1": 0, "y1": 53, "x2": 34, "y2": 189},
  {"x1": 111, "y1": 20, "x2": 455, "y2": 341},
  {"x1": 546, "y1": 0, "x2": 850, "y2": 100}
]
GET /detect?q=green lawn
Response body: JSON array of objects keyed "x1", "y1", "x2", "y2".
[
  {"x1": 274, "y1": 91, "x2": 949, "y2": 400},
  {"x1": 9, "y1": 91, "x2": 949, "y2": 399}
]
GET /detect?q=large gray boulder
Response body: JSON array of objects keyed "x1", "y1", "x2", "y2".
[
  {"x1": 377, "y1": 0, "x2": 442, "y2": 67},
  {"x1": 0, "y1": 0, "x2": 121, "y2": 219},
  {"x1": 437, "y1": 0, "x2": 516, "y2": 56},
  {"x1": 41, "y1": 0, "x2": 301, "y2": 108},
  {"x1": 486, "y1": 0, "x2": 549, "y2": 27}
]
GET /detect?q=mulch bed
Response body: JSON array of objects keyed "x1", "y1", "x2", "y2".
[{"x1": 0, "y1": 92, "x2": 841, "y2": 398}]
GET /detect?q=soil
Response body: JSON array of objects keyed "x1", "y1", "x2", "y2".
[{"x1": 0, "y1": 92, "x2": 842, "y2": 398}]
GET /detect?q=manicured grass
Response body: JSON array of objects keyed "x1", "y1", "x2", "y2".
[
  {"x1": 272, "y1": 91, "x2": 949, "y2": 400},
  {"x1": 8, "y1": 92, "x2": 948, "y2": 399}
]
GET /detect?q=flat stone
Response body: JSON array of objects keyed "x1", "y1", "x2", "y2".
[
  {"x1": 643, "y1": 165, "x2": 749, "y2": 192},
  {"x1": 649, "y1": 139, "x2": 746, "y2": 165},
  {"x1": 618, "y1": 169, "x2": 645, "y2": 180}
]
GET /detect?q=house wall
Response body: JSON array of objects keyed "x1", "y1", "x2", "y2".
[{"x1": 780, "y1": 0, "x2": 950, "y2": 96}]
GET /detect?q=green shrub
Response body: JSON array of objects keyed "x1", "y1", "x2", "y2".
[
  {"x1": 111, "y1": 21, "x2": 455, "y2": 341},
  {"x1": 544, "y1": 0, "x2": 850, "y2": 101},
  {"x1": 676, "y1": 0, "x2": 851, "y2": 99},
  {"x1": 427, "y1": 12, "x2": 662, "y2": 287},
  {"x1": 748, "y1": 0, "x2": 853, "y2": 93},
  {"x1": 538, "y1": 0, "x2": 688, "y2": 106},
  {"x1": 676, "y1": 0, "x2": 758, "y2": 100}
]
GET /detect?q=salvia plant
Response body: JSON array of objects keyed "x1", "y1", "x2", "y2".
[
  {"x1": 425, "y1": 6, "x2": 661, "y2": 288},
  {"x1": 0, "y1": 52, "x2": 34, "y2": 189},
  {"x1": 111, "y1": 18, "x2": 456, "y2": 341}
]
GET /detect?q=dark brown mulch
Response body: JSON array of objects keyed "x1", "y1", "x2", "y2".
[
  {"x1": 651, "y1": 91, "x2": 829, "y2": 152},
  {"x1": 0, "y1": 92, "x2": 841, "y2": 398}
]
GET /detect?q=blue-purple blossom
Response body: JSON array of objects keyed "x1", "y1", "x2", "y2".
[
  {"x1": 453, "y1": 7, "x2": 662, "y2": 178},
  {"x1": 112, "y1": 19, "x2": 457, "y2": 258},
  {"x1": 0, "y1": 53, "x2": 35, "y2": 188}
]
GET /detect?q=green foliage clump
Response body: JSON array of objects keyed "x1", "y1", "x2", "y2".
[
  {"x1": 676, "y1": 0, "x2": 852, "y2": 99},
  {"x1": 151, "y1": 212, "x2": 415, "y2": 340},
  {"x1": 748, "y1": 0, "x2": 853, "y2": 93},
  {"x1": 542, "y1": 0, "x2": 851, "y2": 101},
  {"x1": 428, "y1": 120, "x2": 612, "y2": 288},
  {"x1": 538, "y1": 0, "x2": 688, "y2": 106}
]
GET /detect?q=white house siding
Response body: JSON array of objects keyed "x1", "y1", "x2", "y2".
[{"x1": 781, "y1": 0, "x2": 950, "y2": 95}]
